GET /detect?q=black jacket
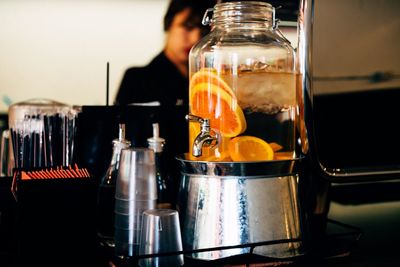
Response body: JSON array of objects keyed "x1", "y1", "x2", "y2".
[{"x1": 115, "y1": 52, "x2": 188, "y2": 108}]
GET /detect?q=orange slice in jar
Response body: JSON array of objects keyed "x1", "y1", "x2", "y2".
[
  {"x1": 203, "y1": 135, "x2": 232, "y2": 162},
  {"x1": 269, "y1": 142, "x2": 283, "y2": 152},
  {"x1": 190, "y1": 68, "x2": 234, "y2": 97},
  {"x1": 190, "y1": 83, "x2": 246, "y2": 137},
  {"x1": 274, "y1": 151, "x2": 295, "y2": 160},
  {"x1": 228, "y1": 136, "x2": 274, "y2": 161}
]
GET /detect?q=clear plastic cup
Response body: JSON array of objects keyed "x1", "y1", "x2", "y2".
[
  {"x1": 115, "y1": 148, "x2": 157, "y2": 201},
  {"x1": 139, "y1": 209, "x2": 184, "y2": 267},
  {"x1": 114, "y1": 228, "x2": 140, "y2": 257},
  {"x1": 114, "y1": 148, "x2": 157, "y2": 258},
  {"x1": 115, "y1": 199, "x2": 156, "y2": 215},
  {"x1": 115, "y1": 212, "x2": 140, "y2": 230}
]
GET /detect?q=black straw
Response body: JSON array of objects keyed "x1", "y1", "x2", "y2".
[{"x1": 106, "y1": 62, "x2": 110, "y2": 106}]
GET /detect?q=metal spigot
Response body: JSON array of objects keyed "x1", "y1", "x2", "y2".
[{"x1": 186, "y1": 114, "x2": 218, "y2": 157}]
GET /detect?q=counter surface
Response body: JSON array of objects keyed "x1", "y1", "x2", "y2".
[{"x1": 1, "y1": 178, "x2": 399, "y2": 267}]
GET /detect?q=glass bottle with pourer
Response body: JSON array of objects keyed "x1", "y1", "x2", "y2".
[
  {"x1": 97, "y1": 123, "x2": 131, "y2": 247},
  {"x1": 147, "y1": 123, "x2": 171, "y2": 209}
]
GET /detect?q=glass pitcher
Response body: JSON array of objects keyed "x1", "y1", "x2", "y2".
[
  {"x1": 187, "y1": 1, "x2": 298, "y2": 162},
  {"x1": 8, "y1": 98, "x2": 79, "y2": 169}
]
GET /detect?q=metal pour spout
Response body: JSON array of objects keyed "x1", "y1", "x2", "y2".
[{"x1": 186, "y1": 114, "x2": 218, "y2": 157}]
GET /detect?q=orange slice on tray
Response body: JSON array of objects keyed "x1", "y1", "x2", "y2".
[
  {"x1": 228, "y1": 136, "x2": 274, "y2": 161},
  {"x1": 190, "y1": 83, "x2": 246, "y2": 137},
  {"x1": 190, "y1": 68, "x2": 234, "y2": 97}
]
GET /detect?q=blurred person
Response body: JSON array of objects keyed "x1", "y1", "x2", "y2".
[
  {"x1": 115, "y1": 0, "x2": 216, "y2": 206},
  {"x1": 115, "y1": 0, "x2": 216, "y2": 107}
]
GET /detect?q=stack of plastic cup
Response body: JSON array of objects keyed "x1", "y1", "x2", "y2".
[{"x1": 114, "y1": 148, "x2": 157, "y2": 257}]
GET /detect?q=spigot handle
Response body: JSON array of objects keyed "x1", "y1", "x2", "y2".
[
  {"x1": 186, "y1": 114, "x2": 211, "y2": 131},
  {"x1": 186, "y1": 114, "x2": 217, "y2": 157},
  {"x1": 185, "y1": 114, "x2": 204, "y2": 124}
]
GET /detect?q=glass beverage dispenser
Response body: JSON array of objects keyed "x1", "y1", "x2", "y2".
[
  {"x1": 187, "y1": 1, "x2": 298, "y2": 162},
  {"x1": 178, "y1": 1, "x2": 306, "y2": 260}
]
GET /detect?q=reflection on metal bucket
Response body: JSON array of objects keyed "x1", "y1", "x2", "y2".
[{"x1": 177, "y1": 156, "x2": 304, "y2": 260}]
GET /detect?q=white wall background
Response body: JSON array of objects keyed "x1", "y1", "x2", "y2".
[
  {"x1": 0, "y1": 0, "x2": 169, "y2": 113},
  {"x1": 0, "y1": 0, "x2": 299, "y2": 113},
  {"x1": 1, "y1": 0, "x2": 399, "y2": 113}
]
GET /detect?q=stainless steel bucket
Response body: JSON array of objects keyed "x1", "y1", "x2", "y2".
[{"x1": 176, "y1": 156, "x2": 305, "y2": 260}]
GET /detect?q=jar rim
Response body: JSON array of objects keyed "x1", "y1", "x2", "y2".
[
  {"x1": 214, "y1": 1, "x2": 273, "y2": 10},
  {"x1": 208, "y1": 1, "x2": 275, "y2": 26}
]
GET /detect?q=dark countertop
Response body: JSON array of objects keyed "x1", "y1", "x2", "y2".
[
  {"x1": 324, "y1": 181, "x2": 400, "y2": 267},
  {"x1": 1, "y1": 177, "x2": 400, "y2": 267}
]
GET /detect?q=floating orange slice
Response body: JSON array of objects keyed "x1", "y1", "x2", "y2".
[
  {"x1": 228, "y1": 136, "x2": 274, "y2": 161},
  {"x1": 190, "y1": 83, "x2": 246, "y2": 137},
  {"x1": 269, "y1": 142, "x2": 283, "y2": 152},
  {"x1": 190, "y1": 68, "x2": 234, "y2": 97}
]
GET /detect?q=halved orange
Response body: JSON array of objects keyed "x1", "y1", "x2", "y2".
[
  {"x1": 190, "y1": 68, "x2": 234, "y2": 97},
  {"x1": 228, "y1": 136, "x2": 274, "y2": 161},
  {"x1": 190, "y1": 83, "x2": 246, "y2": 137}
]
